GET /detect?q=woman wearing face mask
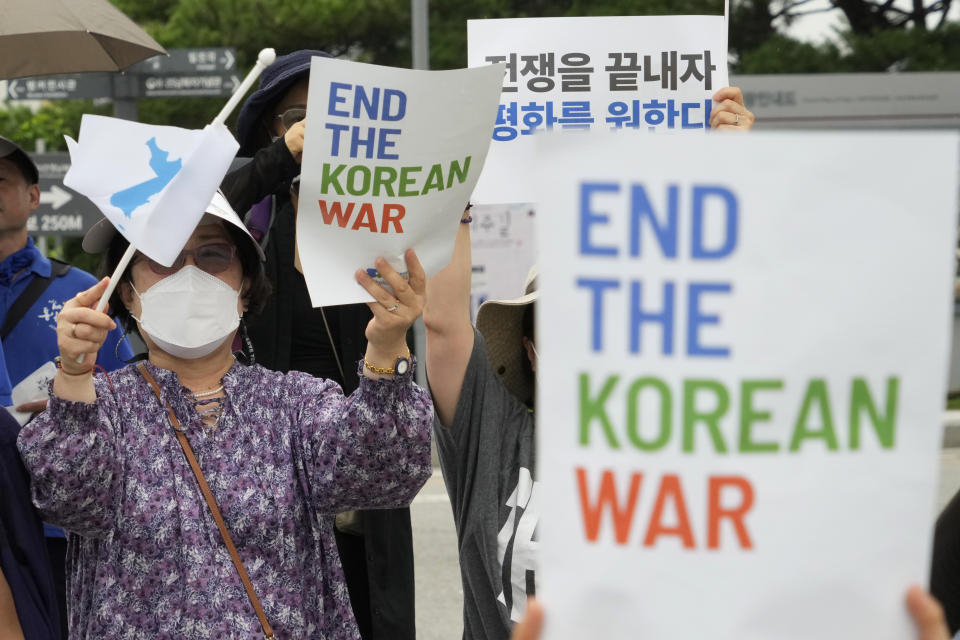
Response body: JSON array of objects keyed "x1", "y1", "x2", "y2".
[{"x1": 16, "y1": 192, "x2": 433, "y2": 640}]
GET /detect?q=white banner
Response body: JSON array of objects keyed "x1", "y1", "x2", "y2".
[
  {"x1": 297, "y1": 57, "x2": 503, "y2": 306},
  {"x1": 468, "y1": 15, "x2": 729, "y2": 204},
  {"x1": 64, "y1": 115, "x2": 239, "y2": 266},
  {"x1": 469, "y1": 203, "x2": 537, "y2": 321},
  {"x1": 534, "y1": 130, "x2": 959, "y2": 639}
]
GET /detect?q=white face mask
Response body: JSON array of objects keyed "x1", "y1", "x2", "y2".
[{"x1": 131, "y1": 265, "x2": 241, "y2": 360}]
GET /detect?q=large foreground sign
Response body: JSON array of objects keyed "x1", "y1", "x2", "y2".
[{"x1": 534, "y1": 131, "x2": 959, "y2": 639}]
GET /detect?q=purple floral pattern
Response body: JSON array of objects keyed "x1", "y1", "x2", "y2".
[{"x1": 18, "y1": 361, "x2": 433, "y2": 639}]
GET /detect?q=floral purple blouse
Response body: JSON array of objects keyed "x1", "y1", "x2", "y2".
[{"x1": 17, "y1": 360, "x2": 433, "y2": 639}]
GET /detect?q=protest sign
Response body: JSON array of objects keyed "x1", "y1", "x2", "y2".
[
  {"x1": 533, "y1": 130, "x2": 959, "y2": 639},
  {"x1": 469, "y1": 203, "x2": 537, "y2": 321},
  {"x1": 63, "y1": 115, "x2": 239, "y2": 266},
  {"x1": 468, "y1": 15, "x2": 729, "y2": 204},
  {"x1": 297, "y1": 57, "x2": 503, "y2": 306}
]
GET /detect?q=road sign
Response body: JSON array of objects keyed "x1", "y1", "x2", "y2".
[
  {"x1": 130, "y1": 47, "x2": 237, "y2": 74},
  {"x1": 7, "y1": 47, "x2": 241, "y2": 102},
  {"x1": 138, "y1": 73, "x2": 241, "y2": 98},
  {"x1": 6, "y1": 74, "x2": 113, "y2": 101},
  {"x1": 27, "y1": 153, "x2": 102, "y2": 238}
]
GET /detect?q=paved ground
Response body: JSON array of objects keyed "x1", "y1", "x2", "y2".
[{"x1": 411, "y1": 450, "x2": 960, "y2": 640}]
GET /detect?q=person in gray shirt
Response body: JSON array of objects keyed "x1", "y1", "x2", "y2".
[{"x1": 425, "y1": 209, "x2": 539, "y2": 640}]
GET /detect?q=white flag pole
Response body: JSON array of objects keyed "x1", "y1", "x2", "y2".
[
  {"x1": 85, "y1": 47, "x2": 279, "y2": 355},
  {"x1": 94, "y1": 244, "x2": 136, "y2": 313},
  {"x1": 213, "y1": 48, "x2": 277, "y2": 126}
]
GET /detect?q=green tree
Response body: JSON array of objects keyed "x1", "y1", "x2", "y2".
[{"x1": 732, "y1": 0, "x2": 960, "y2": 72}]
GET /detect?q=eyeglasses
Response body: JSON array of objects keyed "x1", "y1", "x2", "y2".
[
  {"x1": 274, "y1": 107, "x2": 307, "y2": 131},
  {"x1": 137, "y1": 243, "x2": 237, "y2": 276}
]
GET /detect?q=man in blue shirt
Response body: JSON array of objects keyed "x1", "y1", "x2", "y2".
[{"x1": 0, "y1": 135, "x2": 131, "y2": 638}]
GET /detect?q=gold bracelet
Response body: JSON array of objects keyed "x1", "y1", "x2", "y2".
[{"x1": 363, "y1": 350, "x2": 411, "y2": 375}]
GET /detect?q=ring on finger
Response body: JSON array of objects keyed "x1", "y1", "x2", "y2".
[
  {"x1": 385, "y1": 302, "x2": 400, "y2": 313},
  {"x1": 734, "y1": 113, "x2": 740, "y2": 125}
]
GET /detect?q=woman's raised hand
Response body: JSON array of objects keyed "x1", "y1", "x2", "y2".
[
  {"x1": 710, "y1": 86, "x2": 755, "y2": 131},
  {"x1": 56, "y1": 277, "x2": 117, "y2": 374},
  {"x1": 355, "y1": 249, "x2": 426, "y2": 369}
]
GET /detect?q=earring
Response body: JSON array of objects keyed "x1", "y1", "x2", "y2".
[{"x1": 114, "y1": 318, "x2": 147, "y2": 364}]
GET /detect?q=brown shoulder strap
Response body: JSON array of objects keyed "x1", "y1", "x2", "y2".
[{"x1": 136, "y1": 362, "x2": 275, "y2": 639}]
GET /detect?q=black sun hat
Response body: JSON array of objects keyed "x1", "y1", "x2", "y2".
[{"x1": 235, "y1": 49, "x2": 331, "y2": 156}]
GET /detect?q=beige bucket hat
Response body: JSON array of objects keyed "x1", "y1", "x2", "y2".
[{"x1": 475, "y1": 266, "x2": 538, "y2": 405}]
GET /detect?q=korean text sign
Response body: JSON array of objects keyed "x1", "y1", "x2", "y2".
[
  {"x1": 298, "y1": 57, "x2": 504, "y2": 306},
  {"x1": 468, "y1": 15, "x2": 728, "y2": 203},
  {"x1": 533, "y1": 131, "x2": 959, "y2": 639}
]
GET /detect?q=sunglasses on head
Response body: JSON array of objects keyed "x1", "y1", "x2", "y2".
[
  {"x1": 275, "y1": 107, "x2": 307, "y2": 131},
  {"x1": 137, "y1": 243, "x2": 237, "y2": 277}
]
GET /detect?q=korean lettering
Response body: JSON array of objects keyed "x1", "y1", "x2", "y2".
[
  {"x1": 743, "y1": 91, "x2": 797, "y2": 108},
  {"x1": 520, "y1": 53, "x2": 555, "y2": 92},
  {"x1": 679, "y1": 51, "x2": 716, "y2": 90},
  {"x1": 486, "y1": 53, "x2": 519, "y2": 92},
  {"x1": 605, "y1": 99, "x2": 712, "y2": 131},
  {"x1": 557, "y1": 101, "x2": 595, "y2": 129},
  {"x1": 644, "y1": 51, "x2": 679, "y2": 91},
  {"x1": 604, "y1": 53, "x2": 643, "y2": 91},
  {"x1": 493, "y1": 101, "x2": 596, "y2": 141},
  {"x1": 494, "y1": 102, "x2": 519, "y2": 140},
  {"x1": 520, "y1": 101, "x2": 555, "y2": 133},
  {"x1": 557, "y1": 53, "x2": 593, "y2": 92}
]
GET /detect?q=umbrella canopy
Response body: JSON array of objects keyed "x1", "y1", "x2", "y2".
[{"x1": 0, "y1": 0, "x2": 167, "y2": 79}]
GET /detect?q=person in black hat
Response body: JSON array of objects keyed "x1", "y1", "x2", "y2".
[{"x1": 221, "y1": 50, "x2": 418, "y2": 640}]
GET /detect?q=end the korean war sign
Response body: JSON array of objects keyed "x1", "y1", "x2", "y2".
[
  {"x1": 297, "y1": 57, "x2": 504, "y2": 306},
  {"x1": 469, "y1": 15, "x2": 728, "y2": 204},
  {"x1": 533, "y1": 130, "x2": 959, "y2": 639}
]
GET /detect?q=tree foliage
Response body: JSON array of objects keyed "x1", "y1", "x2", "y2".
[{"x1": 732, "y1": 0, "x2": 960, "y2": 72}]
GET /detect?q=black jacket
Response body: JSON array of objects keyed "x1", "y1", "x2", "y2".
[{"x1": 1, "y1": 411, "x2": 61, "y2": 640}]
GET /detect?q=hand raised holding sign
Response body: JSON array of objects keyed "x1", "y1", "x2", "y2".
[
  {"x1": 356, "y1": 249, "x2": 426, "y2": 378},
  {"x1": 710, "y1": 86, "x2": 755, "y2": 130}
]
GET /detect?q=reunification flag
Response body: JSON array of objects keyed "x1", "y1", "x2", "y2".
[
  {"x1": 468, "y1": 15, "x2": 729, "y2": 203},
  {"x1": 533, "y1": 130, "x2": 958, "y2": 639},
  {"x1": 64, "y1": 114, "x2": 239, "y2": 266},
  {"x1": 297, "y1": 56, "x2": 504, "y2": 307}
]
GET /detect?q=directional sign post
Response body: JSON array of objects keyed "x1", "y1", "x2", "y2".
[
  {"x1": 138, "y1": 73, "x2": 240, "y2": 98},
  {"x1": 26, "y1": 153, "x2": 102, "y2": 238},
  {"x1": 127, "y1": 47, "x2": 236, "y2": 74},
  {"x1": 6, "y1": 47, "x2": 239, "y2": 102},
  {"x1": 7, "y1": 74, "x2": 113, "y2": 101}
]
